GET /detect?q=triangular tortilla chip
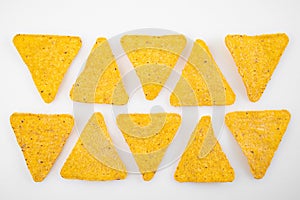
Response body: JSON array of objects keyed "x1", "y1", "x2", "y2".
[
  {"x1": 13, "y1": 34, "x2": 82, "y2": 103},
  {"x1": 70, "y1": 38, "x2": 128, "y2": 105},
  {"x1": 174, "y1": 116, "x2": 234, "y2": 182},
  {"x1": 10, "y1": 113, "x2": 74, "y2": 182},
  {"x1": 225, "y1": 110, "x2": 291, "y2": 179},
  {"x1": 225, "y1": 33, "x2": 289, "y2": 102},
  {"x1": 117, "y1": 113, "x2": 181, "y2": 181},
  {"x1": 170, "y1": 39, "x2": 236, "y2": 106},
  {"x1": 121, "y1": 35, "x2": 186, "y2": 100},
  {"x1": 61, "y1": 113, "x2": 127, "y2": 181}
]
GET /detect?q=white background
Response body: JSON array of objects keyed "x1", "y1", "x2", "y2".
[{"x1": 0, "y1": 0, "x2": 299, "y2": 199}]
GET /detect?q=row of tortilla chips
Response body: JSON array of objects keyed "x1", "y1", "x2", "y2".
[
  {"x1": 10, "y1": 110, "x2": 290, "y2": 182},
  {"x1": 14, "y1": 33, "x2": 288, "y2": 104}
]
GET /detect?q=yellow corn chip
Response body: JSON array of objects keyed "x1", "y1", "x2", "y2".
[
  {"x1": 61, "y1": 113, "x2": 127, "y2": 181},
  {"x1": 170, "y1": 39, "x2": 236, "y2": 106},
  {"x1": 225, "y1": 33, "x2": 289, "y2": 102},
  {"x1": 70, "y1": 38, "x2": 128, "y2": 105},
  {"x1": 225, "y1": 110, "x2": 291, "y2": 179},
  {"x1": 13, "y1": 34, "x2": 82, "y2": 103},
  {"x1": 10, "y1": 113, "x2": 74, "y2": 182},
  {"x1": 174, "y1": 116, "x2": 234, "y2": 182},
  {"x1": 117, "y1": 113, "x2": 181, "y2": 181},
  {"x1": 91, "y1": 37, "x2": 107, "y2": 51},
  {"x1": 121, "y1": 35, "x2": 186, "y2": 100}
]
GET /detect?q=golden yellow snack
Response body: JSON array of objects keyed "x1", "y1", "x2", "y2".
[
  {"x1": 171, "y1": 39, "x2": 236, "y2": 106},
  {"x1": 174, "y1": 116, "x2": 234, "y2": 182},
  {"x1": 10, "y1": 113, "x2": 74, "y2": 182},
  {"x1": 117, "y1": 113, "x2": 181, "y2": 181},
  {"x1": 70, "y1": 38, "x2": 128, "y2": 104},
  {"x1": 91, "y1": 37, "x2": 107, "y2": 51},
  {"x1": 13, "y1": 34, "x2": 82, "y2": 103},
  {"x1": 61, "y1": 113, "x2": 127, "y2": 181},
  {"x1": 225, "y1": 33, "x2": 289, "y2": 102},
  {"x1": 225, "y1": 110, "x2": 291, "y2": 179},
  {"x1": 121, "y1": 35, "x2": 186, "y2": 100}
]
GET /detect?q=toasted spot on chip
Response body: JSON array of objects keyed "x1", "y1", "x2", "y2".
[
  {"x1": 10, "y1": 113, "x2": 74, "y2": 182},
  {"x1": 70, "y1": 38, "x2": 128, "y2": 105},
  {"x1": 61, "y1": 113, "x2": 127, "y2": 181},
  {"x1": 117, "y1": 113, "x2": 181, "y2": 181},
  {"x1": 170, "y1": 39, "x2": 235, "y2": 106},
  {"x1": 225, "y1": 110, "x2": 291, "y2": 179},
  {"x1": 225, "y1": 33, "x2": 289, "y2": 102},
  {"x1": 121, "y1": 35, "x2": 186, "y2": 100},
  {"x1": 174, "y1": 116, "x2": 234, "y2": 182},
  {"x1": 13, "y1": 34, "x2": 82, "y2": 103}
]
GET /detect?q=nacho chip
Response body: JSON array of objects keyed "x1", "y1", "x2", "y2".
[
  {"x1": 117, "y1": 113, "x2": 181, "y2": 181},
  {"x1": 10, "y1": 113, "x2": 74, "y2": 182},
  {"x1": 170, "y1": 39, "x2": 236, "y2": 106},
  {"x1": 61, "y1": 113, "x2": 127, "y2": 181},
  {"x1": 70, "y1": 38, "x2": 128, "y2": 104},
  {"x1": 174, "y1": 116, "x2": 234, "y2": 182},
  {"x1": 225, "y1": 110, "x2": 291, "y2": 179},
  {"x1": 91, "y1": 37, "x2": 107, "y2": 51},
  {"x1": 121, "y1": 35, "x2": 186, "y2": 100},
  {"x1": 13, "y1": 34, "x2": 82, "y2": 103},
  {"x1": 225, "y1": 33, "x2": 289, "y2": 102}
]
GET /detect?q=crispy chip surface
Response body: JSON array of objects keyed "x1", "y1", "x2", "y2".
[
  {"x1": 225, "y1": 110, "x2": 291, "y2": 179},
  {"x1": 61, "y1": 113, "x2": 127, "y2": 181},
  {"x1": 121, "y1": 35, "x2": 186, "y2": 100},
  {"x1": 171, "y1": 39, "x2": 235, "y2": 106},
  {"x1": 117, "y1": 113, "x2": 181, "y2": 181},
  {"x1": 225, "y1": 33, "x2": 289, "y2": 102},
  {"x1": 13, "y1": 34, "x2": 82, "y2": 103},
  {"x1": 174, "y1": 116, "x2": 234, "y2": 182},
  {"x1": 70, "y1": 38, "x2": 128, "y2": 104},
  {"x1": 10, "y1": 113, "x2": 74, "y2": 182}
]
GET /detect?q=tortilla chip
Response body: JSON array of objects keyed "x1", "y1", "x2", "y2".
[
  {"x1": 13, "y1": 34, "x2": 82, "y2": 103},
  {"x1": 91, "y1": 37, "x2": 107, "y2": 51},
  {"x1": 10, "y1": 113, "x2": 74, "y2": 182},
  {"x1": 121, "y1": 35, "x2": 186, "y2": 100},
  {"x1": 225, "y1": 110, "x2": 291, "y2": 179},
  {"x1": 70, "y1": 38, "x2": 128, "y2": 105},
  {"x1": 61, "y1": 113, "x2": 127, "y2": 181},
  {"x1": 170, "y1": 39, "x2": 236, "y2": 106},
  {"x1": 117, "y1": 113, "x2": 181, "y2": 181},
  {"x1": 225, "y1": 33, "x2": 289, "y2": 102},
  {"x1": 174, "y1": 116, "x2": 234, "y2": 182}
]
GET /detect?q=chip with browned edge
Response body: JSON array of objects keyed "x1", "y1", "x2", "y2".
[
  {"x1": 61, "y1": 113, "x2": 127, "y2": 181},
  {"x1": 174, "y1": 116, "x2": 234, "y2": 182},
  {"x1": 225, "y1": 33, "x2": 289, "y2": 102},
  {"x1": 121, "y1": 35, "x2": 186, "y2": 100},
  {"x1": 10, "y1": 113, "x2": 74, "y2": 182},
  {"x1": 170, "y1": 39, "x2": 236, "y2": 106},
  {"x1": 225, "y1": 110, "x2": 291, "y2": 179},
  {"x1": 117, "y1": 113, "x2": 181, "y2": 181},
  {"x1": 13, "y1": 34, "x2": 82, "y2": 103},
  {"x1": 70, "y1": 38, "x2": 128, "y2": 105}
]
